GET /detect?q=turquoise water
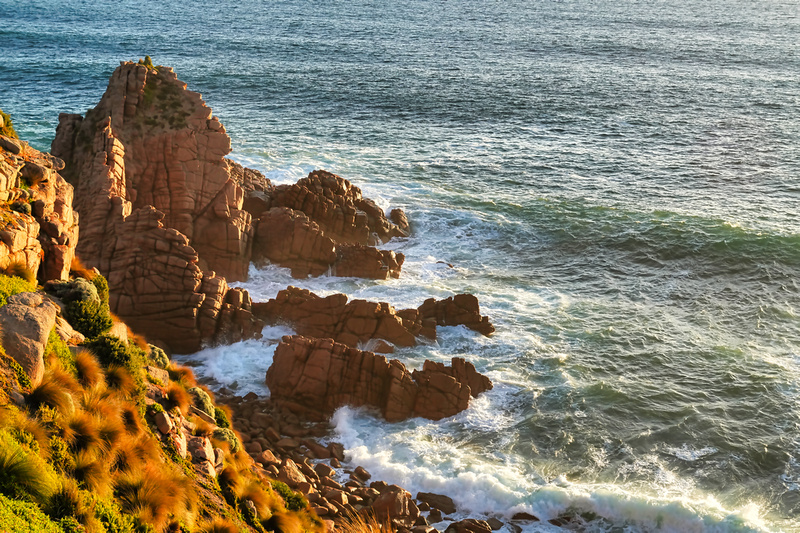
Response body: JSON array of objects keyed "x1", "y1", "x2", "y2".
[{"x1": 3, "y1": 1, "x2": 800, "y2": 530}]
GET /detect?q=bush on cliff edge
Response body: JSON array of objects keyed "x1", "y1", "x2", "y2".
[{"x1": 0, "y1": 108, "x2": 18, "y2": 139}]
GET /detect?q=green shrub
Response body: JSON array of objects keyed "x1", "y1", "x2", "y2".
[
  {"x1": 1, "y1": 351, "x2": 32, "y2": 392},
  {"x1": 269, "y1": 480, "x2": 307, "y2": 511},
  {"x1": 45, "y1": 277, "x2": 112, "y2": 340},
  {"x1": 214, "y1": 407, "x2": 231, "y2": 429},
  {"x1": 46, "y1": 329, "x2": 75, "y2": 375},
  {"x1": 46, "y1": 278, "x2": 99, "y2": 304},
  {"x1": 91, "y1": 275, "x2": 109, "y2": 305},
  {"x1": 211, "y1": 428, "x2": 240, "y2": 453},
  {"x1": 0, "y1": 274, "x2": 35, "y2": 307},
  {"x1": 147, "y1": 345, "x2": 169, "y2": 369},
  {"x1": 0, "y1": 492, "x2": 63, "y2": 533},
  {"x1": 188, "y1": 387, "x2": 214, "y2": 417},
  {"x1": 49, "y1": 435, "x2": 76, "y2": 474},
  {"x1": 0, "y1": 431, "x2": 60, "y2": 503},
  {"x1": 66, "y1": 299, "x2": 113, "y2": 340},
  {"x1": 94, "y1": 496, "x2": 136, "y2": 533},
  {"x1": 82, "y1": 335, "x2": 144, "y2": 375},
  {"x1": 0, "y1": 108, "x2": 19, "y2": 139}
]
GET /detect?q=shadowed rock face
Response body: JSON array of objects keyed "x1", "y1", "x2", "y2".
[{"x1": 265, "y1": 335, "x2": 492, "y2": 422}]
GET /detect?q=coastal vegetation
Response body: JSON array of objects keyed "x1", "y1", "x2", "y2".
[{"x1": 0, "y1": 259, "x2": 324, "y2": 532}]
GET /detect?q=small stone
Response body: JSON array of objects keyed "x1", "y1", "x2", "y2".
[{"x1": 155, "y1": 412, "x2": 174, "y2": 434}]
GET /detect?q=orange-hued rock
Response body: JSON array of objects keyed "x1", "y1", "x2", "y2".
[
  {"x1": 252, "y1": 208, "x2": 336, "y2": 278},
  {"x1": 52, "y1": 62, "x2": 251, "y2": 283},
  {"x1": 253, "y1": 287, "x2": 494, "y2": 349},
  {"x1": 102, "y1": 206, "x2": 263, "y2": 353},
  {"x1": 253, "y1": 286, "x2": 424, "y2": 348},
  {"x1": 418, "y1": 293, "x2": 496, "y2": 336},
  {"x1": 269, "y1": 170, "x2": 408, "y2": 246},
  {"x1": 332, "y1": 243, "x2": 404, "y2": 280},
  {"x1": 0, "y1": 135, "x2": 79, "y2": 282},
  {"x1": 50, "y1": 62, "x2": 264, "y2": 349},
  {"x1": 265, "y1": 335, "x2": 491, "y2": 422}
]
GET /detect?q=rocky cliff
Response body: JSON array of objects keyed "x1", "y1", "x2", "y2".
[
  {"x1": 51, "y1": 61, "x2": 410, "y2": 352},
  {"x1": 0, "y1": 135, "x2": 79, "y2": 283}
]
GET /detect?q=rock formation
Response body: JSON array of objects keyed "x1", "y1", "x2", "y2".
[
  {"x1": 265, "y1": 335, "x2": 492, "y2": 422},
  {"x1": 0, "y1": 292, "x2": 59, "y2": 387},
  {"x1": 0, "y1": 135, "x2": 79, "y2": 282},
  {"x1": 50, "y1": 61, "x2": 410, "y2": 349},
  {"x1": 253, "y1": 286, "x2": 494, "y2": 350}
]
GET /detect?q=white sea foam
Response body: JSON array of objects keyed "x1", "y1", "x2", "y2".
[
  {"x1": 172, "y1": 324, "x2": 294, "y2": 395},
  {"x1": 329, "y1": 406, "x2": 770, "y2": 533}
]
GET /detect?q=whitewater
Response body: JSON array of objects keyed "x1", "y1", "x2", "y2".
[{"x1": 3, "y1": 0, "x2": 800, "y2": 530}]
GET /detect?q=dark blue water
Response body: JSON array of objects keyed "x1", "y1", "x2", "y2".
[{"x1": 4, "y1": 1, "x2": 800, "y2": 530}]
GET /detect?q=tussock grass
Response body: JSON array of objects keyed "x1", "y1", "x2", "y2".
[
  {"x1": 197, "y1": 518, "x2": 239, "y2": 533},
  {"x1": 25, "y1": 375, "x2": 74, "y2": 416},
  {"x1": 339, "y1": 511, "x2": 395, "y2": 533},
  {"x1": 265, "y1": 511, "x2": 304, "y2": 533},
  {"x1": 0, "y1": 432, "x2": 60, "y2": 503},
  {"x1": 105, "y1": 365, "x2": 136, "y2": 397},
  {"x1": 114, "y1": 465, "x2": 197, "y2": 532},
  {"x1": 165, "y1": 383, "x2": 191, "y2": 416},
  {"x1": 2, "y1": 259, "x2": 36, "y2": 284},
  {"x1": 72, "y1": 449, "x2": 112, "y2": 498},
  {"x1": 65, "y1": 411, "x2": 105, "y2": 454},
  {"x1": 75, "y1": 349, "x2": 105, "y2": 389},
  {"x1": 168, "y1": 365, "x2": 197, "y2": 388},
  {"x1": 119, "y1": 403, "x2": 144, "y2": 435},
  {"x1": 69, "y1": 255, "x2": 96, "y2": 280}
]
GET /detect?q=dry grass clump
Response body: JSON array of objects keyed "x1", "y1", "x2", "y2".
[
  {"x1": 74, "y1": 349, "x2": 105, "y2": 389},
  {"x1": 119, "y1": 403, "x2": 144, "y2": 435},
  {"x1": 168, "y1": 365, "x2": 197, "y2": 388},
  {"x1": 339, "y1": 511, "x2": 395, "y2": 533},
  {"x1": 0, "y1": 433, "x2": 60, "y2": 504},
  {"x1": 69, "y1": 255, "x2": 96, "y2": 280},
  {"x1": 72, "y1": 449, "x2": 112, "y2": 498},
  {"x1": 2, "y1": 258, "x2": 36, "y2": 284},
  {"x1": 25, "y1": 374, "x2": 74, "y2": 416},
  {"x1": 165, "y1": 382, "x2": 191, "y2": 415},
  {"x1": 266, "y1": 511, "x2": 304, "y2": 533},
  {"x1": 196, "y1": 518, "x2": 239, "y2": 533},
  {"x1": 105, "y1": 364, "x2": 136, "y2": 397},
  {"x1": 114, "y1": 465, "x2": 197, "y2": 531},
  {"x1": 44, "y1": 478, "x2": 103, "y2": 533}
]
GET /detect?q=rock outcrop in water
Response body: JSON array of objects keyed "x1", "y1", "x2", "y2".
[
  {"x1": 51, "y1": 61, "x2": 409, "y2": 351},
  {"x1": 253, "y1": 286, "x2": 495, "y2": 350},
  {"x1": 265, "y1": 334, "x2": 492, "y2": 422}
]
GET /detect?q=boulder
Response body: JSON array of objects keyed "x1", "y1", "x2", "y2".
[
  {"x1": 265, "y1": 335, "x2": 492, "y2": 422},
  {"x1": 418, "y1": 294, "x2": 495, "y2": 336},
  {"x1": 0, "y1": 292, "x2": 59, "y2": 387},
  {"x1": 416, "y1": 492, "x2": 457, "y2": 515},
  {"x1": 371, "y1": 486, "x2": 419, "y2": 527}
]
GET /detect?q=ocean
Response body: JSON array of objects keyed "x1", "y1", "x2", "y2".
[{"x1": 2, "y1": 0, "x2": 800, "y2": 531}]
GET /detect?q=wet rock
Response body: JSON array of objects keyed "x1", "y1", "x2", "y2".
[{"x1": 416, "y1": 492, "x2": 457, "y2": 515}]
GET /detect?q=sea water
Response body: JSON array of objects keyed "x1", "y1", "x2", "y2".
[{"x1": 3, "y1": 0, "x2": 800, "y2": 530}]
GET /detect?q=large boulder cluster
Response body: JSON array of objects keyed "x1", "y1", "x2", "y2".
[{"x1": 50, "y1": 61, "x2": 410, "y2": 352}]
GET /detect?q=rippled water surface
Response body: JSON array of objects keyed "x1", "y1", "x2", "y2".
[{"x1": 3, "y1": 1, "x2": 800, "y2": 530}]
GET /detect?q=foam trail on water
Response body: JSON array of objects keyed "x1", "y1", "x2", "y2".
[
  {"x1": 172, "y1": 325, "x2": 294, "y2": 395},
  {"x1": 330, "y1": 406, "x2": 770, "y2": 533}
]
